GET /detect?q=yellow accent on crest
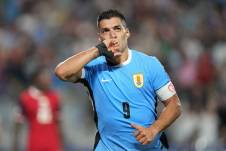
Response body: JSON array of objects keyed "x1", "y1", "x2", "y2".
[{"x1": 133, "y1": 74, "x2": 144, "y2": 88}]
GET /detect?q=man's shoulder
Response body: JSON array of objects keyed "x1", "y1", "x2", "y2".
[
  {"x1": 130, "y1": 49, "x2": 159, "y2": 62},
  {"x1": 86, "y1": 56, "x2": 106, "y2": 67}
]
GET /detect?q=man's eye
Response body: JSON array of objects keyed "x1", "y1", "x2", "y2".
[
  {"x1": 114, "y1": 27, "x2": 121, "y2": 31},
  {"x1": 101, "y1": 29, "x2": 109, "y2": 33}
]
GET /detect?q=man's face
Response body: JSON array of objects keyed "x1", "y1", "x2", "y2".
[
  {"x1": 98, "y1": 17, "x2": 130, "y2": 54},
  {"x1": 36, "y1": 70, "x2": 51, "y2": 90}
]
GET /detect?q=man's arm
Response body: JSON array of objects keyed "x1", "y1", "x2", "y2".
[
  {"x1": 55, "y1": 39, "x2": 115, "y2": 83},
  {"x1": 152, "y1": 94, "x2": 181, "y2": 131},
  {"x1": 55, "y1": 47, "x2": 99, "y2": 83},
  {"x1": 131, "y1": 94, "x2": 181, "y2": 145}
]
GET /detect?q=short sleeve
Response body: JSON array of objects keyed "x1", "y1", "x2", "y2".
[
  {"x1": 150, "y1": 57, "x2": 170, "y2": 91},
  {"x1": 81, "y1": 56, "x2": 105, "y2": 83},
  {"x1": 83, "y1": 63, "x2": 95, "y2": 83}
]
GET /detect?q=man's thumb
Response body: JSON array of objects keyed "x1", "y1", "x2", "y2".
[{"x1": 131, "y1": 123, "x2": 140, "y2": 130}]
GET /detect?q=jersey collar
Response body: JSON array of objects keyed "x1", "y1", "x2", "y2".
[{"x1": 112, "y1": 49, "x2": 132, "y2": 67}]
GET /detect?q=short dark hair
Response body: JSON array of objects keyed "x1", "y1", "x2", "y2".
[
  {"x1": 97, "y1": 9, "x2": 127, "y2": 28},
  {"x1": 28, "y1": 66, "x2": 48, "y2": 84}
]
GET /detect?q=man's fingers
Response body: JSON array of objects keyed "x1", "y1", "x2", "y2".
[
  {"x1": 136, "y1": 133, "x2": 145, "y2": 140},
  {"x1": 131, "y1": 123, "x2": 152, "y2": 145},
  {"x1": 108, "y1": 40, "x2": 117, "y2": 48},
  {"x1": 131, "y1": 123, "x2": 143, "y2": 138},
  {"x1": 139, "y1": 137, "x2": 147, "y2": 144},
  {"x1": 135, "y1": 135, "x2": 149, "y2": 145},
  {"x1": 131, "y1": 123, "x2": 142, "y2": 130},
  {"x1": 133, "y1": 130, "x2": 139, "y2": 137},
  {"x1": 131, "y1": 123, "x2": 136, "y2": 128}
]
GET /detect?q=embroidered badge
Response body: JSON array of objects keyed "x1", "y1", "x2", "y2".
[{"x1": 133, "y1": 73, "x2": 144, "y2": 88}]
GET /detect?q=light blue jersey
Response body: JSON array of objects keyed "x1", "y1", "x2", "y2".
[{"x1": 82, "y1": 49, "x2": 170, "y2": 151}]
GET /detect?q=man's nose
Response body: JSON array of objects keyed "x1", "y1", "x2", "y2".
[{"x1": 109, "y1": 30, "x2": 117, "y2": 39}]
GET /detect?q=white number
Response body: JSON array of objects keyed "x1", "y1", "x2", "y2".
[{"x1": 37, "y1": 96, "x2": 52, "y2": 124}]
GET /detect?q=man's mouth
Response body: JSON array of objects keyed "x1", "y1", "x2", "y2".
[{"x1": 112, "y1": 41, "x2": 119, "y2": 47}]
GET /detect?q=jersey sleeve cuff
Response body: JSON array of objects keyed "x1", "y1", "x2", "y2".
[{"x1": 156, "y1": 81, "x2": 176, "y2": 101}]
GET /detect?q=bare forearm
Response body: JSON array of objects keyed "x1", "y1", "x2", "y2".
[
  {"x1": 55, "y1": 47, "x2": 99, "y2": 82},
  {"x1": 151, "y1": 95, "x2": 181, "y2": 133},
  {"x1": 131, "y1": 95, "x2": 181, "y2": 145}
]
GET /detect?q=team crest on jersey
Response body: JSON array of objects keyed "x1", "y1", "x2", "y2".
[{"x1": 133, "y1": 73, "x2": 144, "y2": 88}]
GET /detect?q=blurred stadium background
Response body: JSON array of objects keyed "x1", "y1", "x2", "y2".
[{"x1": 0, "y1": 0, "x2": 226, "y2": 150}]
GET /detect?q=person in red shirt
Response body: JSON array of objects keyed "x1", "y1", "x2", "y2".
[{"x1": 13, "y1": 67, "x2": 63, "y2": 151}]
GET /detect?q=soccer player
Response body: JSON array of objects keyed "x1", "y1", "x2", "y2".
[
  {"x1": 55, "y1": 9, "x2": 181, "y2": 151},
  {"x1": 13, "y1": 68, "x2": 63, "y2": 151}
]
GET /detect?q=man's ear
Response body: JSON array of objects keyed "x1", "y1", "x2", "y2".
[{"x1": 126, "y1": 28, "x2": 130, "y2": 38}]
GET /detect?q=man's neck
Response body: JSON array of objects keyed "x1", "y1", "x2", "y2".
[{"x1": 107, "y1": 48, "x2": 129, "y2": 65}]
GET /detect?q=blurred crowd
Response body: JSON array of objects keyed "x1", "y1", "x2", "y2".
[{"x1": 0, "y1": 0, "x2": 226, "y2": 150}]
